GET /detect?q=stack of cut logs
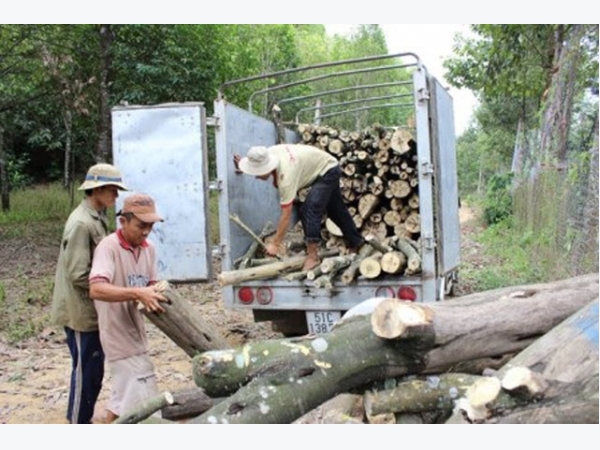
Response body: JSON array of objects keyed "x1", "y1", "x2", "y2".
[
  {"x1": 295, "y1": 122, "x2": 422, "y2": 284},
  {"x1": 297, "y1": 122, "x2": 420, "y2": 247},
  {"x1": 225, "y1": 122, "x2": 423, "y2": 287}
]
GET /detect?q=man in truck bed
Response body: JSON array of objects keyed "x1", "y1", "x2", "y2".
[{"x1": 235, "y1": 144, "x2": 364, "y2": 271}]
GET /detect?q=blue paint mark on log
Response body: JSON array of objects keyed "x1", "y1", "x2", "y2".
[{"x1": 573, "y1": 301, "x2": 599, "y2": 350}]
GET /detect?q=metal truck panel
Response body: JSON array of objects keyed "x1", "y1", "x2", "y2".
[
  {"x1": 430, "y1": 78, "x2": 461, "y2": 274},
  {"x1": 412, "y1": 69, "x2": 438, "y2": 303},
  {"x1": 215, "y1": 101, "x2": 299, "y2": 270},
  {"x1": 112, "y1": 103, "x2": 212, "y2": 281}
]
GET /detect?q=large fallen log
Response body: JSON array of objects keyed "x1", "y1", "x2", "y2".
[
  {"x1": 185, "y1": 273, "x2": 598, "y2": 424},
  {"x1": 293, "y1": 393, "x2": 364, "y2": 424},
  {"x1": 445, "y1": 296, "x2": 599, "y2": 424},
  {"x1": 363, "y1": 373, "x2": 483, "y2": 418}
]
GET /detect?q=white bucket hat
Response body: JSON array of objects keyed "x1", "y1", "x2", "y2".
[
  {"x1": 78, "y1": 163, "x2": 128, "y2": 191},
  {"x1": 238, "y1": 146, "x2": 279, "y2": 176}
]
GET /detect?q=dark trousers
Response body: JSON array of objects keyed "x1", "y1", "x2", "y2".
[
  {"x1": 300, "y1": 165, "x2": 364, "y2": 248},
  {"x1": 65, "y1": 327, "x2": 104, "y2": 424}
]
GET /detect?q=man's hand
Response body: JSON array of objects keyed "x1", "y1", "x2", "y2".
[
  {"x1": 233, "y1": 154, "x2": 243, "y2": 174},
  {"x1": 265, "y1": 242, "x2": 280, "y2": 256},
  {"x1": 137, "y1": 286, "x2": 168, "y2": 313},
  {"x1": 264, "y1": 235, "x2": 282, "y2": 257}
]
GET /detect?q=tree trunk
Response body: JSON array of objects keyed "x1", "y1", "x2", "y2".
[
  {"x1": 293, "y1": 393, "x2": 364, "y2": 424},
  {"x1": 364, "y1": 373, "x2": 483, "y2": 417},
  {"x1": 0, "y1": 127, "x2": 9, "y2": 212},
  {"x1": 444, "y1": 297, "x2": 599, "y2": 424},
  {"x1": 160, "y1": 387, "x2": 220, "y2": 422},
  {"x1": 140, "y1": 281, "x2": 228, "y2": 356},
  {"x1": 186, "y1": 274, "x2": 598, "y2": 424},
  {"x1": 96, "y1": 24, "x2": 113, "y2": 162}
]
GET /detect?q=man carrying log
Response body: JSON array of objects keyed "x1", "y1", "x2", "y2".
[
  {"x1": 89, "y1": 193, "x2": 168, "y2": 423},
  {"x1": 234, "y1": 144, "x2": 364, "y2": 271}
]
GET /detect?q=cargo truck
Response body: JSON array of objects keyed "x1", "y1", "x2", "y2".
[{"x1": 112, "y1": 52, "x2": 460, "y2": 336}]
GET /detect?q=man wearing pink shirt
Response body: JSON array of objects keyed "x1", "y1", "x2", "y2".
[{"x1": 89, "y1": 193, "x2": 167, "y2": 423}]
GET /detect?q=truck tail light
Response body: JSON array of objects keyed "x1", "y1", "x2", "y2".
[
  {"x1": 256, "y1": 287, "x2": 273, "y2": 305},
  {"x1": 238, "y1": 287, "x2": 254, "y2": 305},
  {"x1": 398, "y1": 286, "x2": 417, "y2": 301},
  {"x1": 375, "y1": 286, "x2": 396, "y2": 298}
]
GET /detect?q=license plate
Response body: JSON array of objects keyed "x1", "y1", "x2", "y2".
[{"x1": 306, "y1": 311, "x2": 341, "y2": 334}]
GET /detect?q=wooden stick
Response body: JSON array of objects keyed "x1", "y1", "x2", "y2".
[
  {"x1": 219, "y1": 249, "x2": 339, "y2": 286},
  {"x1": 230, "y1": 214, "x2": 280, "y2": 260},
  {"x1": 114, "y1": 391, "x2": 174, "y2": 424}
]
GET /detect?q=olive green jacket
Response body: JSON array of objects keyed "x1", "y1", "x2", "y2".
[{"x1": 51, "y1": 199, "x2": 109, "y2": 331}]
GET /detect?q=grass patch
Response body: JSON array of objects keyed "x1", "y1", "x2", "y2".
[
  {"x1": 208, "y1": 190, "x2": 220, "y2": 246},
  {"x1": 0, "y1": 183, "x2": 77, "y2": 240},
  {"x1": 0, "y1": 275, "x2": 54, "y2": 344},
  {"x1": 458, "y1": 215, "x2": 551, "y2": 293},
  {"x1": 0, "y1": 183, "x2": 79, "y2": 343}
]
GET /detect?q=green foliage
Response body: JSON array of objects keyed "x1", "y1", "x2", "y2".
[
  {"x1": 456, "y1": 117, "x2": 513, "y2": 198},
  {"x1": 5, "y1": 152, "x2": 33, "y2": 189},
  {"x1": 1, "y1": 24, "x2": 399, "y2": 185},
  {"x1": 482, "y1": 172, "x2": 513, "y2": 225},
  {"x1": 513, "y1": 164, "x2": 598, "y2": 280},
  {"x1": 445, "y1": 25, "x2": 556, "y2": 105}
]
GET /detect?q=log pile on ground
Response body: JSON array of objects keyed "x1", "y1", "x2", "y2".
[{"x1": 117, "y1": 273, "x2": 598, "y2": 424}]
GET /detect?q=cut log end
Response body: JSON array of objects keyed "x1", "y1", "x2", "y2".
[
  {"x1": 501, "y1": 366, "x2": 549, "y2": 397},
  {"x1": 371, "y1": 298, "x2": 433, "y2": 340},
  {"x1": 454, "y1": 376, "x2": 502, "y2": 422}
]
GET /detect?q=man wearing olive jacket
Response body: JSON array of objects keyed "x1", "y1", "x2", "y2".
[{"x1": 51, "y1": 163, "x2": 128, "y2": 424}]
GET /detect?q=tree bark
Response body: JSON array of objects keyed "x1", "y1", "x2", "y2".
[
  {"x1": 0, "y1": 127, "x2": 9, "y2": 212},
  {"x1": 96, "y1": 24, "x2": 114, "y2": 162},
  {"x1": 140, "y1": 281, "x2": 228, "y2": 356},
  {"x1": 364, "y1": 373, "x2": 483, "y2": 417},
  {"x1": 161, "y1": 387, "x2": 221, "y2": 422},
  {"x1": 445, "y1": 297, "x2": 599, "y2": 424},
  {"x1": 114, "y1": 392, "x2": 174, "y2": 424},
  {"x1": 293, "y1": 393, "x2": 364, "y2": 424},
  {"x1": 186, "y1": 274, "x2": 598, "y2": 424},
  {"x1": 219, "y1": 250, "x2": 338, "y2": 286}
]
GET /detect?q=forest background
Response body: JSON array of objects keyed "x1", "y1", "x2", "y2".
[{"x1": 0, "y1": 23, "x2": 598, "y2": 343}]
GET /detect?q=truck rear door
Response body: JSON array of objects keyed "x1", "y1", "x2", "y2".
[
  {"x1": 112, "y1": 102, "x2": 212, "y2": 282},
  {"x1": 429, "y1": 78, "x2": 461, "y2": 275}
]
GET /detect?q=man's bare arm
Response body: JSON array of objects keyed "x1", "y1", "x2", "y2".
[{"x1": 90, "y1": 281, "x2": 167, "y2": 313}]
